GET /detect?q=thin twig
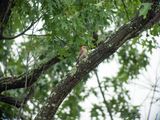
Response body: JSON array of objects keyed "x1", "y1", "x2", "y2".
[
  {"x1": 121, "y1": 0, "x2": 129, "y2": 20},
  {"x1": 1, "y1": 16, "x2": 42, "y2": 40},
  {"x1": 94, "y1": 69, "x2": 114, "y2": 120},
  {"x1": 24, "y1": 33, "x2": 51, "y2": 37},
  {"x1": 112, "y1": 0, "x2": 118, "y2": 10},
  {"x1": 147, "y1": 76, "x2": 159, "y2": 120},
  {"x1": 130, "y1": 81, "x2": 160, "y2": 93}
]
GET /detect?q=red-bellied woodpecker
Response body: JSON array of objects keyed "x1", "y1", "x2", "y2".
[{"x1": 76, "y1": 46, "x2": 88, "y2": 65}]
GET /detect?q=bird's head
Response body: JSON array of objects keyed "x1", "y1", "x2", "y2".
[{"x1": 80, "y1": 45, "x2": 87, "y2": 50}]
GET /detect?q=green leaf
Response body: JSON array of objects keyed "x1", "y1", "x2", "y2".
[{"x1": 139, "y1": 3, "x2": 152, "y2": 18}]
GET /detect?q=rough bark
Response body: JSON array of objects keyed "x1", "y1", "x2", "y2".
[
  {"x1": 0, "y1": 56, "x2": 60, "y2": 92},
  {"x1": 34, "y1": 6, "x2": 160, "y2": 120}
]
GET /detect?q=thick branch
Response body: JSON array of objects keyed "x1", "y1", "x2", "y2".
[
  {"x1": 34, "y1": 8, "x2": 160, "y2": 120},
  {"x1": 0, "y1": 56, "x2": 60, "y2": 92},
  {"x1": 0, "y1": 86, "x2": 34, "y2": 108},
  {"x1": 0, "y1": 94, "x2": 22, "y2": 108}
]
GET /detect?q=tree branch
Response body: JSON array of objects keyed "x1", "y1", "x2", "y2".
[
  {"x1": 34, "y1": 7, "x2": 160, "y2": 120},
  {"x1": 94, "y1": 69, "x2": 114, "y2": 120},
  {"x1": 0, "y1": 56, "x2": 60, "y2": 92},
  {"x1": 24, "y1": 33, "x2": 51, "y2": 37},
  {"x1": 0, "y1": 16, "x2": 42, "y2": 40},
  {"x1": 0, "y1": 85, "x2": 34, "y2": 108},
  {"x1": 0, "y1": 94, "x2": 22, "y2": 108},
  {"x1": 121, "y1": 0, "x2": 129, "y2": 20},
  {"x1": 147, "y1": 75, "x2": 159, "y2": 120}
]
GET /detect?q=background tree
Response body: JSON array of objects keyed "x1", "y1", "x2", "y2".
[{"x1": 0, "y1": 0, "x2": 160, "y2": 120}]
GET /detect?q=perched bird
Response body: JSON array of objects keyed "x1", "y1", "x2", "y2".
[{"x1": 76, "y1": 46, "x2": 88, "y2": 65}]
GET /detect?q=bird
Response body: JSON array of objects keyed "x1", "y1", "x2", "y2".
[{"x1": 76, "y1": 45, "x2": 88, "y2": 65}]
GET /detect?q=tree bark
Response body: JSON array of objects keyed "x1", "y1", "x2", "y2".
[{"x1": 34, "y1": 6, "x2": 160, "y2": 120}]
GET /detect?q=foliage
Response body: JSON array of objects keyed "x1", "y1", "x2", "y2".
[
  {"x1": 139, "y1": 3, "x2": 152, "y2": 18},
  {"x1": 0, "y1": 0, "x2": 159, "y2": 120}
]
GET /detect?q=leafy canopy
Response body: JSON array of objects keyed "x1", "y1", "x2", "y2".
[{"x1": 0, "y1": 0, "x2": 159, "y2": 120}]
